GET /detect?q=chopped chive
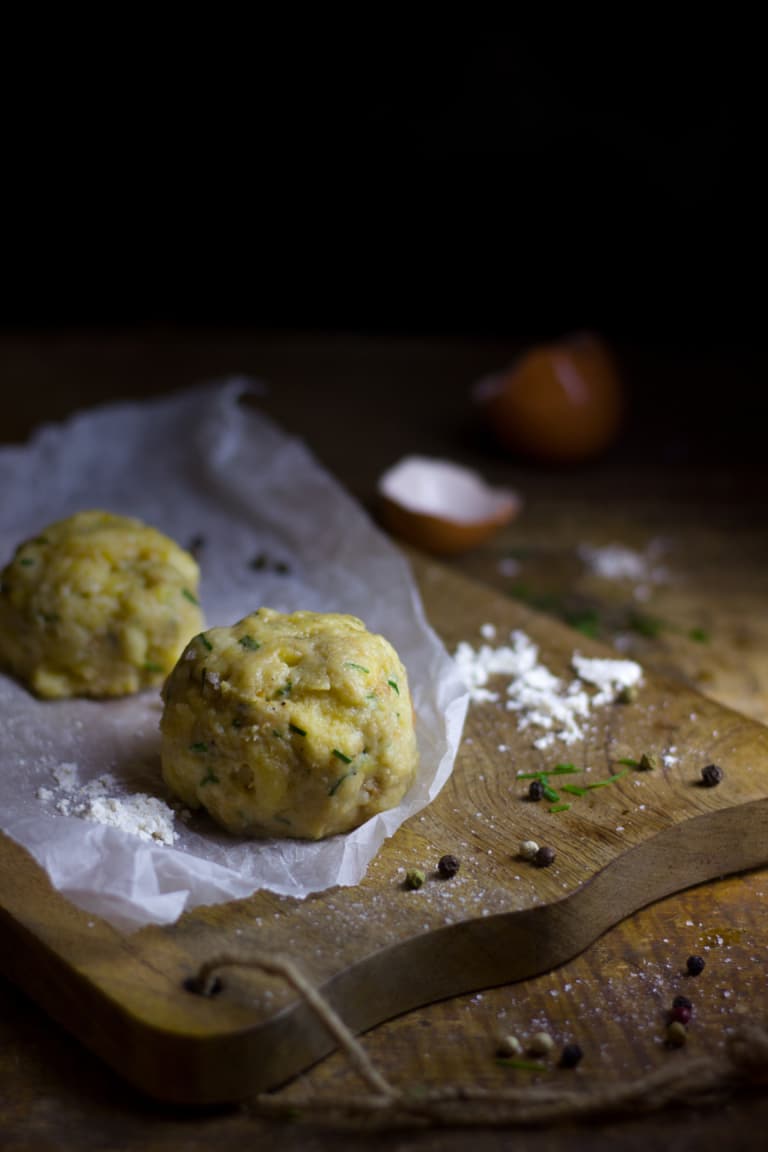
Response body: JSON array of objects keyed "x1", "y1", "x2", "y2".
[
  {"x1": 345, "y1": 662, "x2": 370, "y2": 674},
  {"x1": 200, "y1": 767, "x2": 219, "y2": 786},
  {"x1": 196, "y1": 633, "x2": 213, "y2": 651},
  {"x1": 18, "y1": 557, "x2": 35, "y2": 567},
  {"x1": 617, "y1": 757, "x2": 640, "y2": 768},
  {"x1": 583, "y1": 769, "x2": 629, "y2": 790},
  {"x1": 332, "y1": 749, "x2": 352, "y2": 764},
  {"x1": 328, "y1": 768, "x2": 357, "y2": 796},
  {"x1": 273, "y1": 679, "x2": 293, "y2": 698},
  {"x1": 289, "y1": 723, "x2": 307, "y2": 737},
  {"x1": 560, "y1": 783, "x2": 587, "y2": 796},
  {"x1": 388, "y1": 678, "x2": 400, "y2": 695},
  {"x1": 143, "y1": 661, "x2": 164, "y2": 674},
  {"x1": 238, "y1": 635, "x2": 261, "y2": 650},
  {"x1": 496, "y1": 1058, "x2": 547, "y2": 1072},
  {"x1": 182, "y1": 588, "x2": 200, "y2": 605},
  {"x1": 549, "y1": 803, "x2": 572, "y2": 813},
  {"x1": 541, "y1": 783, "x2": 560, "y2": 803},
  {"x1": 627, "y1": 611, "x2": 663, "y2": 638},
  {"x1": 689, "y1": 627, "x2": 710, "y2": 643},
  {"x1": 516, "y1": 764, "x2": 580, "y2": 780},
  {"x1": 272, "y1": 729, "x2": 283, "y2": 739},
  {"x1": 190, "y1": 742, "x2": 209, "y2": 753}
]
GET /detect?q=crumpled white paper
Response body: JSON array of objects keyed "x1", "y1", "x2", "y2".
[{"x1": 0, "y1": 381, "x2": 469, "y2": 932}]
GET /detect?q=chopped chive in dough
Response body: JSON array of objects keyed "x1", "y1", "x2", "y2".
[
  {"x1": 345, "y1": 662, "x2": 370, "y2": 674},
  {"x1": 190, "y1": 741, "x2": 209, "y2": 753},
  {"x1": 197, "y1": 633, "x2": 213, "y2": 651},
  {"x1": 143, "y1": 661, "x2": 164, "y2": 673},
  {"x1": 200, "y1": 767, "x2": 219, "y2": 786},
  {"x1": 273, "y1": 679, "x2": 293, "y2": 698},
  {"x1": 40, "y1": 611, "x2": 60, "y2": 624},
  {"x1": 272, "y1": 728, "x2": 283, "y2": 739},
  {"x1": 388, "y1": 677, "x2": 400, "y2": 694},
  {"x1": 289, "y1": 723, "x2": 307, "y2": 737},
  {"x1": 232, "y1": 717, "x2": 244, "y2": 728},
  {"x1": 18, "y1": 557, "x2": 35, "y2": 567},
  {"x1": 238, "y1": 635, "x2": 261, "y2": 650},
  {"x1": 329, "y1": 768, "x2": 357, "y2": 796},
  {"x1": 182, "y1": 588, "x2": 200, "y2": 605},
  {"x1": 332, "y1": 748, "x2": 353, "y2": 764}
]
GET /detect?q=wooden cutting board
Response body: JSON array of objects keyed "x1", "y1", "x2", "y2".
[{"x1": 1, "y1": 553, "x2": 767, "y2": 1106}]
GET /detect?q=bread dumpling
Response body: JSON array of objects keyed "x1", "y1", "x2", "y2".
[
  {"x1": 160, "y1": 608, "x2": 419, "y2": 840},
  {"x1": 0, "y1": 510, "x2": 204, "y2": 698}
]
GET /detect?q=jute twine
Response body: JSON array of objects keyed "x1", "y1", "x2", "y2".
[{"x1": 189, "y1": 952, "x2": 768, "y2": 1130}]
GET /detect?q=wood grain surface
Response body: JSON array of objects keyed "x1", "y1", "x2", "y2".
[
  {"x1": 1, "y1": 330, "x2": 767, "y2": 1148},
  {"x1": 1, "y1": 554, "x2": 767, "y2": 1107}
]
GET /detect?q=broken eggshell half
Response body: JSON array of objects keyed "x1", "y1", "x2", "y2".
[{"x1": 377, "y1": 455, "x2": 522, "y2": 556}]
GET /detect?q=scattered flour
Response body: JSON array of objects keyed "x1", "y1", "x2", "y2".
[
  {"x1": 454, "y1": 628, "x2": 643, "y2": 750},
  {"x1": 38, "y1": 765, "x2": 178, "y2": 846},
  {"x1": 579, "y1": 541, "x2": 669, "y2": 602}
]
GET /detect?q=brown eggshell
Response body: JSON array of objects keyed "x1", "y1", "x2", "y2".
[
  {"x1": 377, "y1": 456, "x2": 522, "y2": 557},
  {"x1": 477, "y1": 332, "x2": 624, "y2": 463}
]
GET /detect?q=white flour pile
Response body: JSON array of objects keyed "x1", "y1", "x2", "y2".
[
  {"x1": 454, "y1": 627, "x2": 643, "y2": 749},
  {"x1": 37, "y1": 763, "x2": 179, "y2": 846}
]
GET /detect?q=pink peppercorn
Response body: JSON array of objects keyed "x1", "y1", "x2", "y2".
[{"x1": 670, "y1": 1004, "x2": 692, "y2": 1025}]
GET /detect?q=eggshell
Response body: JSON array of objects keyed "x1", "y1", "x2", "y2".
[
  {"x1": 377, "y1": 456, "x2": 522, "y2": 556},
  {"x1": 476, "y1": 332, "x2": 623, "y2": 463}
]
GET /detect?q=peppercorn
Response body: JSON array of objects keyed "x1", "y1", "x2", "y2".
[
  {"x1": 534, "y1": 845, "x2": 556, "y2": 868},
  {"x1": 528, "y1": 779, "x2": 545, "y2": 802},
  {"x1": 559, "y1": 1042, "x2": 583, "y2": 1069},
  {"x1": 672, "y1": 994, "x2": 693, "y2": 1010},
  {"x1": 496, "y1": 1034, "x2": 524, "y2": 1058},
  {"x1": 686, "y1": 954, "x2": 706, "y2": 976},
  {"x1": 519, "y1": 840, "x2": 540, "y2": 860},
  {"x1": 701, "y1": 763, "x2": 724, "y2": 787},
  {"x1": 528, "y1": 1031, "x2": 556, "y2": 1057},
  {"x1": 616, "y1": 684, "x2": 637, "y2": 705},
  {"x1": 665, "y1": 1021, "x2": 687, "y2": 1047},
  {"x1": 437, "y1": 854, "x2": 461, "y2": 879},
  {"x1": 638, "y1": 753, "x2": 659, "y2": 771},
  {"x1": 404, "y1": 868, "x2": 426, "y2": 890},
  {"x1": 669, "y1": 1004, "x2": 692, "y2": 1025}
]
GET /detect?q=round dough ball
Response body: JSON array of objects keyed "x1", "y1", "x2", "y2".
[
  {"x1": 160, "y1": 608, "x2": 419, "y2": 840},
  {"x1": 0, "y1": 510, "x2": 204, "y2": 698}
]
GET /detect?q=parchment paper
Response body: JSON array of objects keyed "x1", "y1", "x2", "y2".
[{"x1": 0, "y1": 381, "x2": 469, "y2": 931}]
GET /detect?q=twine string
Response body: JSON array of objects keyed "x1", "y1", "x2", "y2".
[{"x1": 189, "y1": 953, "x2": 768, "y2": 1129}]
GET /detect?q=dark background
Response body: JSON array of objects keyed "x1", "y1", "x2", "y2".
[{"x1": 1, "y1": 21, "x2": 761, "y2": 341}]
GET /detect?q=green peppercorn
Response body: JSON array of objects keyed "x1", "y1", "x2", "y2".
[
  {"x1": 404, "y1": 868, "x2": 426, "y2": 891},
  {"x1": 665, "y1": 1021, "x2": 687, "y2": 1047}
]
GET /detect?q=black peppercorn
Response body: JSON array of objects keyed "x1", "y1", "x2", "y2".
[
  {"x1": 528, "y1": 779, "x2": 545, "y2": 802},
  {"x1": 672, "y1": 994, "x2": 692, "y2": 1010},
  {"x1": 686, "y1": 954, "x2": 706, "y2": 976},
  {"x1": 437, "y1": 854, "x2": 461, "y2": 879},
  {"x1": 559, "y1": 1042, "x2": 583, "y2": 1069},
  {"x1": 534, "y1": 845, "x2": 556, "y2": 868},
  {"x1": 701, "y1": 763, "x2": 724, "y2": 787}
]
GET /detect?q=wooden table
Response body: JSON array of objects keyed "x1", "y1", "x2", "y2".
[{"x1": 1, "y1": 330, "x2": 767, "y2": 1149}]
